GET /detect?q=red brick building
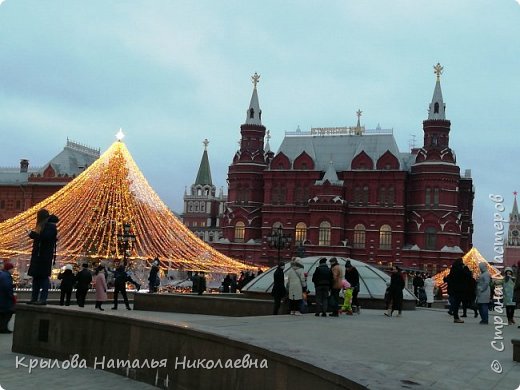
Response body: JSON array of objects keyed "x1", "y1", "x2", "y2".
[
  {"x1": 213, "y1": 68, "x2": 474, "y2": 272},
  {"x1": 0, "y1": 139, "x2": 99, "y2": 222}
]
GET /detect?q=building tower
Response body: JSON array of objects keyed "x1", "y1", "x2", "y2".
[
  {"x1": 181, "y1": 139, "x2": 225, "y2": 243},
  {"x1": 406, "y1": 63, "x2": 474, "y2": 269},
  {"x1": 504, "y1": 192, "x2": 520, "y2": 267},
  {"x1": 218, "y1": 73, "x2": 269, "y2": 263}
]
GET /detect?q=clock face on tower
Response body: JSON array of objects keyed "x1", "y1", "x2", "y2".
[{"x1": 513, "y1": 230, "x2": 519, "y2": 237}]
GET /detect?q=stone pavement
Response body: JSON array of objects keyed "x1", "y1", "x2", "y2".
[
  {"x1": 1, "y1": 305, "x2": 519, "y2": 389},
  {"x1": 0, "y1": 315, "x2": 156, "y2": 390}
]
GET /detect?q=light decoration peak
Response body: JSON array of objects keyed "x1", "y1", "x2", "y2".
[{"x1": 0, "y1": 141, "x2": 251, "y2": 273}]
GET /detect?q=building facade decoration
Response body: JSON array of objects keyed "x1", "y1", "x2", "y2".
[{"x1": 211, "y1": 67, "x2": 474, "y2": 271}]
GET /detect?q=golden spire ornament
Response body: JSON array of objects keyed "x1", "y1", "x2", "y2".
[{"x1": 433, "y1": 63, "x2": 444, "y2": 81}]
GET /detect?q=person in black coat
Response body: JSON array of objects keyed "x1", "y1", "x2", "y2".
[
  {"x1": 27, "y1": 209, "x2": 58, "y2": 305},
  {"x1": 75, "y1": 263, "x2": 92, "y2": 307},
  {"x1": 198, "y1": 272, "x2": 207, "y2": 295},
  {"x1": 111, "y1": 265, "x2": 140, "y2": 310},
  {"x1": 385, "y1": 266, "x2": 405, "y2": 317},
  {"x1": 462, "y1": 265, "x2": 478, "y2": 318},
  {"x1": 312, "y1": 257, "x2": 332, "y2": 317},
  {"x1": 0, "y1": 262, "x2": 15, "y2": 333},
  {"x1": 345, "y1": 260, "x2": 361, "y2": 312},
  {"x1": 58, "y1": 264, "x2": 75, "y2": 306},
  {"x1": 445, "y1": 258, "x2": 467, "y2": 323},
  {"x1": 148, "y1": 258, "x2": 160, "y2": 293},
  {"x1": 271, "y1": 262, "x2": 286, "y2": 315},
  {"x1": 222, "y1": 274, "x2": 232, "y2": 293}
]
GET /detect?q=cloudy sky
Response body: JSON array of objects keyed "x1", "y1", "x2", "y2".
[{"x1": 0, "y1": 1, "x2": 519, "y2": 262}]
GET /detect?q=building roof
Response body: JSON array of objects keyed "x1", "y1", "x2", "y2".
[
  {"x1": 277, "y1": 129, "x2": 415, "y2": 172},
  {"x1": 194, "y1": 140, "x2": 213, "y2": 186},
  {"x1": 0, "y1": 139, "x2": 99, "y2": 184}
]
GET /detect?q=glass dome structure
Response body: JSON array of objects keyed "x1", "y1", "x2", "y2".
[{"x1": 241, "y1": 257, "x2": 415, "y2": 307}]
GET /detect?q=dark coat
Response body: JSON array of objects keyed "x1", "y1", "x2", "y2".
[
  {"x1": 113, "y1": 267, "x2": 137, "y2": 289},
  {"x1": 148, "y1": 266, "x2": 160, "y2": 286},
  {"x1": 389, "y1": 272, "x2": 405, "y2": 294},
  {"x1": 76, "y1": 268, "x2": 93, "y2": 290},
  {"x1": 58, "y1": 269, "x2": 75, "y2": 291},
  {"x1": 271, "y1": 267, "x2": 286, "y2": 298},
  {"x1": 463, "y1": 268, "x2": 476, "y2": 302},
  {"x1": 28, "y1": 219, "x2": 58, "y2": 278},
  {"x1": 312, "y1": 264, "x2": 332, "y2": 288},
  {"x1": 445, "y1": 260, "x2": 466, "y2": 297},
  {"x1": 345, "y1": 266, "x2": 360, "y2": 289},
  {"x1": 0, "y1": 270, "x2": 15, "y2": 313}
]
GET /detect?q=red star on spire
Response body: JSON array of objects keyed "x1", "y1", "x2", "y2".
[{"x1": 514, "y1": 191, "x2": 518, "y2": 197}]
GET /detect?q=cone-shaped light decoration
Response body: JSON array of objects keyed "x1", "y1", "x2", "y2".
[{"x1": 0, "y1": 137, "x2": 250, "y2": 273}]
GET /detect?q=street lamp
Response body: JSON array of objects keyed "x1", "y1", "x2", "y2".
[
  {"x1": 117, "y1": 222, "x2": 136, "y2": 266},
  {"x1": 266, "y1": 226, "x2": 291, "y2": 266}
]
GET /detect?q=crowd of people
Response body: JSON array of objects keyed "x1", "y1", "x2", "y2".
[
  {"x1": 1, "y1": 209, "x2": 519, "y2": 332},
  {"x1": 271, "y1": 257, "x2": 361, "y2": 317}
]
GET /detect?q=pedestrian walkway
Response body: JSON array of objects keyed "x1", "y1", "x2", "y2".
[
  {"x1": 0, "y1": 317, "x2": 156, "y2": 390},
  {"x1": 1, "y1": 305, "x2": 519, "y2": 389}
]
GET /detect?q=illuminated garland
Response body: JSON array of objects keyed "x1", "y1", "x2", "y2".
[
  {"x1": 0, "y1": 140, "x2": 251, "y2": 273},
  {"x1": 432, "y1": 247, "x2": 502, "y2": 293}
]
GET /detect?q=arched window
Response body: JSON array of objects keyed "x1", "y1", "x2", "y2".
[
  {"x1": 425, "y1": 187, "x2": 431, "y2": 207},
  {"x1": 249, "y1": 108, "x2": 254, "y2": 118},
  {"x1": 425, "y1": 227, "x2": 437, "y2": 250},
  {"x1": 295, "y1": 222, "x2": 307, "y2": 244},
  {"x1": 434, "y1": 102, "x2": 439, "y2": 113},
  {"x1": 200, "y1": 202, "x2": 205, "y2": 212},
  {"x1": 235, "y1": 221, "x2": 245, "y2": 243},
  {"x1": 379, "y1": 224, "x2": 392, "y2": 250},
  {"x1": 353, "y1": 224, "x2": 366, "y2": 248},
  {"x1": 319, "y1": 221, "x2": 331, "y2": 246},
  {"x1": 433, "y1": 188, "x2": 440, "y2": 207}
]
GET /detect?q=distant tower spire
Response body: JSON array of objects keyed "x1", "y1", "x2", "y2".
[
  {"x1": 195, "y1": 139, "x2": 213, "y2": 186},
  {"x1": 265, "y1": 130, "x2": 271, "y2": 152},
  {"x1": 512, "y1": 191, "x2": 519, "y2": 218},
  {"x1": 356, "y1": 109, "x2": 362, "y2": 128},
  {"x1": 428, "y1": 63, "x2": 446, "y2": 120},
  {"x1": 245, "y1": 72, "x2": 262, "y2": 125}
]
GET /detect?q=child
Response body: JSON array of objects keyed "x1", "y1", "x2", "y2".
[{"x1": 340, "y1": 279, "x2": 353, "y2": 315}]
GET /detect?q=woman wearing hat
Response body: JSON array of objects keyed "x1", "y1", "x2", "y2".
[{"x1": 0, "y1": 262, "x2": 15, "y2": 333}]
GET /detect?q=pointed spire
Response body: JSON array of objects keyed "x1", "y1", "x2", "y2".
[
  {"x1": 356, "y1": 109, "x2": 362, "y2": 127},
  {"x1": 428, "y1": 63, "x2": 446, "y2": 120},
  {"x1": 195, "y1": 139, "x2": 213, "y2": 186},
  {"x1": 264, "y1": 130, "x2": 271, "y2": 152},
  {"x1": 512, "y1": 191, "x2": 519, "y2": 221},
  {"x1": 245, "y1": 72, "x2": 262, "y2": 125}
]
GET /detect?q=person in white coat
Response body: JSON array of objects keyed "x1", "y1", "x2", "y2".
[
  {"x1": 424, "y1": 275, "x2": 435, "y2": 308},
  {"x1": 286, "y1": 257, "x2": 306, "y2": 315}
]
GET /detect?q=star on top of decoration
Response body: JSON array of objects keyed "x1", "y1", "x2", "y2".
[
  {"x1": 116, "y1": 128, "x2": 125, "y2": 141},
  {"x1": 356, "y1": 109, "x2": 363, "y2": 119},
  {"x1": 514, "y1": 191, "x2": 518, "y2": 197},
  {"x1": 251, "y1": 72, "x2": 260, "y2": 88},
  {"x1": 433, "y1": 63, "x2": 444, "y2": 80},
  {"x1": 203, "y1": 138, "x2": 209, "y2": 150}
]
